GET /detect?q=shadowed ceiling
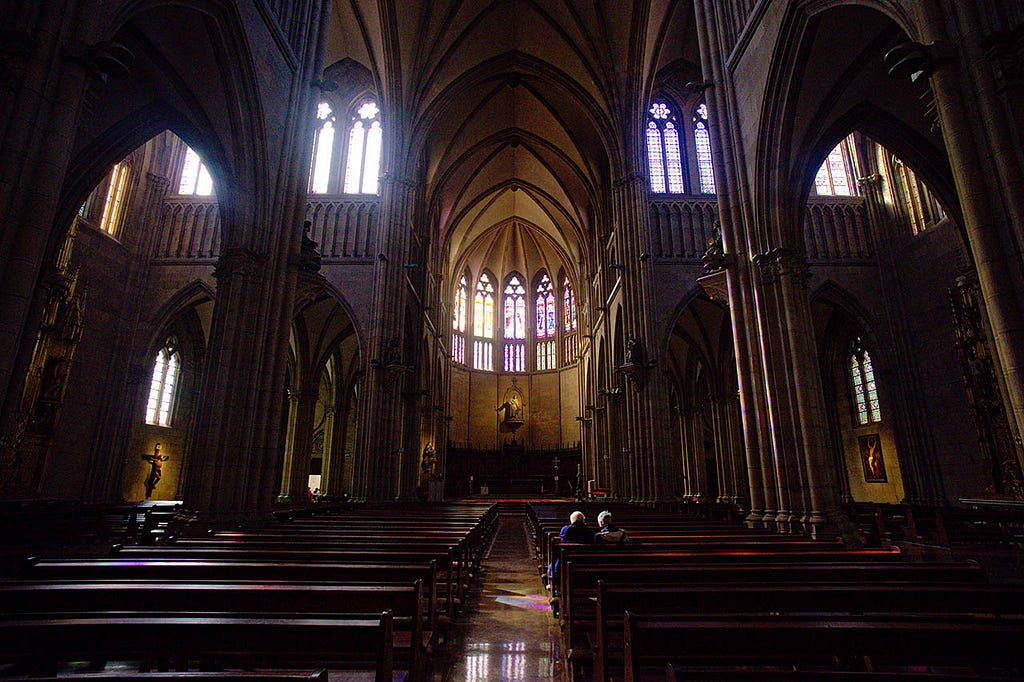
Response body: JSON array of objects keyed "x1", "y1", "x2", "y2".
[{"x1": 323, "y1": 1, "x2": 701, "y2": 283}]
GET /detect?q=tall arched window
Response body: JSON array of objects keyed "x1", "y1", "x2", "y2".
[
  {"x1": 344, "y1": 100, "x2": 382, "y2": 194},
  {"x1": 693, "y1": 103, "x2": 716, "y2": 195},
  {"x1": 503, "y1": 274, "x2": 526, "y2": 372},
  {"x1": 145, "y1": 338, "x2": 180, "y2": 427},
  {"x1": 849, "y1": 339, "x2": 881, "y2": 425},
  {"x1": 814, "y1": 135, "x2": 857, "y2": 197},
  {"x1": 562, "y1": 277, "x2": 578, "y2": 364},
  {"x1": 473, "y1": 273, "x2": 494, "y2": 371},
  {"x1": 99, "y1": 161, "x2": 132, "y2": 238},
  {"x1": 177, "y1": 146, "x2": 214, "y2": 196},
  {"x1": 309, "y1": 101, "x2": 336, "y2": 194},
  {"x1": 646, "y1": 101, "x2": 685, "y2": 194},
  {"x1": 535, "y1": 273, "x2": 556, "y2": 371},
  {"x1": 452, "y1": 275, "x2": 467, "y2": 364}
]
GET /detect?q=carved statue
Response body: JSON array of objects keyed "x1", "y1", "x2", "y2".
[
  {"x1": 497, "y1": 394, "x2": 522, "y2": 422},
  {"x1": 625, "y1": 336, "x2": 644, "y2": 366},
  {"x1": 141, "y1": 443, "x2": 169, "y2": 499}
]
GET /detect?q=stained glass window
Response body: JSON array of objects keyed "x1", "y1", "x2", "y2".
[
  {"x1": 309, "y1": 102, "x2": 335, "y2": 194},
  {"x1": 473, "y1": 274, "x2": 494, "y2": 371},
  {"x1": 344, "y1": 101, "x2": 382, "y2": 194},
  {"x1": 452, "y1": 275, "x2": 467, "y2": 364},
  {"x1": 504, "y1": 275, "x2": 526, "y2": 372},
  {"x1": 563, "y1": 278, "x2": 578, "y2": 364},
  {"x1": 647, "y1": 102, "x2": 684, "y2": 194},
  {"x1": 145, "y1": 339, "x2": 180, "y2": 427},
  {"x1": 815, "y1": 136, "x2": 855, "y2": 197},
  {"x1": 535, "y1": 275, "x2": 556, "y2": 370},
  {"x1": 694, "y1": 103, "x2": 716, "y2": 194},
  {"x1": 850, "y1": 339, "x2": 882, "y2": 425},
  {"x1": 99, "y1": 162, "x2": 131, "y2": 238},
  {"x1": 178, "y1": 146, "x2": 213, "y2": 196}
]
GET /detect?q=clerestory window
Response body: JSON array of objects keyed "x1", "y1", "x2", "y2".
[
  {"x1": 646, "y1": 101, "x2": 685, "y2": 194},
  {"x1": 849, "y1": 339, "x2": 881, "y2": 426},
  {"x1": 145, "y1": 338, "x2": 180, "y2": 427}
]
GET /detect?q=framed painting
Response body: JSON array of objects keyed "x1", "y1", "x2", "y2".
[{"x1": 859, "y1": 434, "x2": 887, "y2": 483}]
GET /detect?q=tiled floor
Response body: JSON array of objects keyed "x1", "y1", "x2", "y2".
[{"x1": 440, "y1": 517, "x2": 564, "y2": 681}]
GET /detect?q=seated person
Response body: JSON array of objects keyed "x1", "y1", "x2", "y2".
[
  {"x1": 594, "y1": 510, "x2": 628, "y2": 543},
  {"x1": 548, "y1": 510, "x2": 593, "y2": 597}
]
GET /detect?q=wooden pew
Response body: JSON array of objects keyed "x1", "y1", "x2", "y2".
[
  {"x1": 596, "y1": 582, "x2": 1024, "y2": 682},
  {"x1": 6, "y1": 673, "x2": 329, "y2": 682},
  {"x1": 0, "y1": 613, "x2": 394, "y2": 682},
  {"x1": 22, "y1": 558, "x2": 442, "y2": 631},
  {"x1": 0, "y1": 580, "x2": 431, "y2": 680},
  {"x1": 664, "y1": 664, "x2": 1019, "y2": 681},
  {"x1": 108, "y1": 545, "x2": 462, "y2": 622},
  {"x1": 554, "y1": 546, "x2": 903, "y2": 613},
  {"x1": 558, "y1": 559, "x2": 987, "y2": 670},
  {"x1": 622, "y1": 612, "x2": 1024, "y2": 682}
]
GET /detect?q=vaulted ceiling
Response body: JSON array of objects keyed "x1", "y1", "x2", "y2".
[{"x1": 323, "y1": 1, "x2": 702, "y2": 283}]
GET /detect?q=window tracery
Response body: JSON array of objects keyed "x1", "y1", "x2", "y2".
[
  {"x1": 146, "y1": 338, "x2": 180, "y2": 427},
  {"x1": 849, "y1": 339, "x2": 881, "y2": 425},
  {"x1": 647, "y1": 101, "x2": 685, "y2": 194},
  {"x1": 473, "y1": 273, "x2": 494, "y2": 371},
  {"x1": 504, "y1": 274, "x2": 526, "y2": 372}
]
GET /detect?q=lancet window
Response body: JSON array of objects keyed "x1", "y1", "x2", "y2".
[
  {"x1": 535, "y1": 274, "x2": 556, "y2": 371},
  {"x1": 503, "y1": 274, "x2": 526, "y2": 372},
  {"x1": 145, "y1": 338, "x2": 180, "y2": 427},
  {"x1": 646, "y1": 101, "x2": 685, "y2": 194},
  {"x1": 473, "y1": 273, "x2": 494, "y2": 371},
  {"x1": 849, "y1": 339, "x2": 881, "y2": 425}
]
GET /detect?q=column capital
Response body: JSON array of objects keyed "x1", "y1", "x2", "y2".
[
  {"x1": 214, "y1": 247, "x2": 265, "y2": 282},
  {"x1": 983, "y1": 25, "x2": 1024, "y2": 91},
  {"x1": 613, "y1": 171, "x2": 647, "y2": 190},
  {"x1": 752, "y1": 247, "x2": 809, "y2": 286},
  {"x1": 379, "y1": 171, "x2": 417, "y2": 193},
  {"x1": 856, "y1": 173, "x2": 882, "y2": 190},
  {"x1": 145, "y1": 172, "x2": 172, "y2": 192}
]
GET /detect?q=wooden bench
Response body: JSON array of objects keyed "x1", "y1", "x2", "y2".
[
  {"x1": 22, "y1": 558, "x2": 442, "y2": 631},
  {"x1": 0, "y1": 673, "x2": 329, "y2": 682},
  {"x1": 595, "y1": 582, "x2": 1024, "y2": 682},
  {"x1": 664, "y1": 664, "x2": 1018, "y2": 681},
  {"x1": 108, "y1": 544, "x2": 462, "y2": 622},
  {"x1": 0, "y1": 580, "x2": 431, "y2": 680},
  {"x1": 558, "y1": 559, "x2": 987, "y2": 669},
  {"x1": 554, "y1": 546, "x2": 903, "y2": 611},
  {"x1": 623, "y1": 612, "x2": 1024, "y2": 682},
  {"x1": 0, "y1": 613, "x2": 394, "y2": 682}
]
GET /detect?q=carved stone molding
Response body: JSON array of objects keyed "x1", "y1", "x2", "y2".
[
  {"x1": 613, "y1": 171, "x2": 647, "y2": 190},
  {"x1": 697, "y1": 269, "x2": 729, "y2": 304},
  {"x1": 983, "y1": 25, "x2": 1024, "y2": 91},
  {"x1": 214, "y1": 247, "x2": 265, "y2": 283},
  {"x1": 754, "y1": 247, "x2": 809, "y2": 287}
]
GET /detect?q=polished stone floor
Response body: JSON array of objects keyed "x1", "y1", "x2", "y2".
[{"x1": 439, "y1": 517, "x2": 564, "y2": 681}]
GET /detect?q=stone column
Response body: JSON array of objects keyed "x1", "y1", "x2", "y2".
[
  {"x1": 287, "y1": 388, "x2": 318, "y2": 500},
  {"x1": 277, "y1": 390, "x2": 299, "y2": 501},
  {"x1": 0, "y1": 1, "x2": 96, "y2": 459},
  {"x1": 774, "y1": 249, "x2": 839, "y2": 537},
  {"x1": 693, "y1": 0, "x2": 773, "y2": 527},
  {"x1": 318, "y1": 403, "x2": 336, "y2": 493},
  {"x1": 750, "y1": 256, "x2": 798, "y2": 531},
  {"x1": 354, "y1": 173, "x2": 417, "y2": 500},
  {"x1": 918, "y1": 2, "x2": 1024, "y2": 463}
]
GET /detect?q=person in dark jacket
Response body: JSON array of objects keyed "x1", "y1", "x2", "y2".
[
  {"x1": 548, "y1": 511, "x2": 593, "y2": 602},
  {"x1": 560, "y1": 510, "x2": 595, "y2": 544},
  {"x1": 595, "y1": 510, "x2": 628, "y2": 543}
]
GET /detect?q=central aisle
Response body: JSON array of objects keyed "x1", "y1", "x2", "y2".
[{"x1": 442, "y1": 516, "x2": 564, "y2": 681}]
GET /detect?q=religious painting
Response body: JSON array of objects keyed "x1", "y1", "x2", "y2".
[{"x1": 859, "y1": 434, "x2": 887, "y2": 483}]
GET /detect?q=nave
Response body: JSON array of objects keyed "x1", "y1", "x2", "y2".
[{"x1": 1, "y1": 499, "x2": 1023, "y2": 682}]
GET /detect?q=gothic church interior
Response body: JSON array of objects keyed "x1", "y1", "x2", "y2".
[{"x1": 2, "y1": 0, "x2": 1023, "y2": 535}]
